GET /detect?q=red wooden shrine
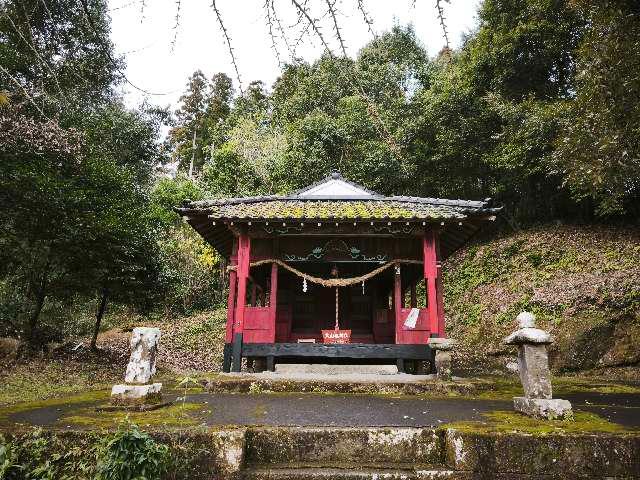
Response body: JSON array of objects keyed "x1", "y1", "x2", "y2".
[{"x1": 178, "y1": 173, "x2": 498, "y2": 372}]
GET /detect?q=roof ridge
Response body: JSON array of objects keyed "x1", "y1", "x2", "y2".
[{"x1": 291, "y1": 171, "x2": 381, "y2": 197}]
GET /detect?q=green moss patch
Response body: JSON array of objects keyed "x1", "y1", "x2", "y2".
[
  {"x1": 206, "y1": 375, "x2": 482, "y2": 397},
  {"x1": 447, "y1": 410, "x2": 637, "y2": 435},
  {"x1": 0, "y1": 389, "x2": 110, "y2": 423},
  {"x1": 474, "y1": 376, "x2": 640, "y2": 401},
  {"x1": 60, "y1": 402, "x2": 207, "y2": 428}
]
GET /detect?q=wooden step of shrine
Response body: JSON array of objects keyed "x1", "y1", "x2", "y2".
[
  {"x1": 274, "y1": 363, "x2": 399, "y2": 375},
  {"x1": 240, "y1": 466, "x2": 464, "y2": 479}
]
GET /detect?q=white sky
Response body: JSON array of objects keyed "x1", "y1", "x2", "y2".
[{"x1": 108, "y1": 0, "x2": 482, "y2": 110}]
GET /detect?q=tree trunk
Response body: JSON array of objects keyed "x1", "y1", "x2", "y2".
[
  {"x1": 27, "y1": 262, "x2": 50, "y2": 345},
  {"x1": 27, "y1": 289, "x2": 46, "y2": 344},
  {"x1": 91, "y1": 288, "x2": 109, "y2": 351}
]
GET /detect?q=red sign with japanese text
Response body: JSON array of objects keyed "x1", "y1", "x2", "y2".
[{"x1": 321, "y1": 329, "x2": 352, "y2": 344}]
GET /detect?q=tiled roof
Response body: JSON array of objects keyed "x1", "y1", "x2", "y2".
[
  {"x1": 179, "y1": 193, "x2": 501, "y2": 221},
  {"x1": 177, "y1": 174, "x2": 501, "y2": 259},
  {"x1": 184, "y1": 198, "x2": 484, "y2": 221},
  {"x1": 179, "y1": 173, "x2": 500, "y2": 221}
]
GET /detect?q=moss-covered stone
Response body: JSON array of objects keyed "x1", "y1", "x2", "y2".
[
  {"x1": 205, "y1": 375, "x2": 481, "y2": 397},
  {"x1": 2, "y1": 423, "x2": 639, "y2": 478},
  {"x1": 447, "y1": 410, "x2": 634, "y2": 435},
  {"x1": 444, "y1": 425, "x2": 640, "y2": 478},
  {"x1": 244, "y1": 427, "x2": 443, "y2": 468}
]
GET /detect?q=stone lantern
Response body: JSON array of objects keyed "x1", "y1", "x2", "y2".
[
  {"x1": 429, "y1": 337, "x2": 456, "y2": 380},
  {"x1": 504, "y1": 312, "x2": 572, "y2": 420}
]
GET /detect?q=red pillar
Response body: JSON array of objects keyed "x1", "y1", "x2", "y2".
[
  {"x1": 225, "y1": 255, "x2": 237, "y2": 343},
  {"x1": 234, "y1": 232, "x2": 250, "y2": 332},
  {"x1": 393, "y1": 264, "x2": 403, "y2": 344},
  {"x1": 223, "y1": 241, "x2": 238, "y2": 372},
  {"x1": 232, "y1": 231, "x2": 250, "y2": 372},
  {"x1": 423, "y1": 229, "x2": 442, "y2": 337},
  {"x1": 268, "y1": 262, "x2": 278, "y2": 343},
  {"x1": 435, "y1": 234, "x2": 445, "y2": 337}
]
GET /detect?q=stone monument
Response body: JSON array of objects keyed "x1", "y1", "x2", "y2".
[
  {"x1": 429, "y1": 337, "x2": 456, "y2": 380},
  {"x1": 504, "y1": 312, "x2": 572, "y2": 420},
  {"x1": 111, "y1": 327, "x2": 163, "y2": 405}
]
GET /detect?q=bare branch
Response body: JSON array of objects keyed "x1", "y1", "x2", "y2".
[
  {"x1": 435, "y1": 0, "x2": 450, "y2": 49},
  {"x1": 2, "y1": 12, "x2": 68, "y2": 108},
  {"x1": 107, "y1": 0, "x2": 143, "y2": 12},
  {"x1": 356, "y1": 0, "x2": 376, "y2": 39},
  {"x1": 290, "y1": 0, "x2": 334, "y2": 56},
  {"x1": 170, "y1": 0, "x2": 182, "y2": 51},
  {"x1": 264, "y1": 0, "x2": 283, "y2": 67},
  {"x1": 0, "y1": 65, "x2": 48, "y2": 118},
  {"x1": 325, "y1": 0, "x2": 347, "y2": 57},
  {"x1": 139, "y1": 0, "x2": 146, "y2": 22},
  {"x1": 210, "y1": 0, "x2": 244, "y2": 93},
  {"x1": 269, "y1": 0, "x2": 295, "y2": 59}
]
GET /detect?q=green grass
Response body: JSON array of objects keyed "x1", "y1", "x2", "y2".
[{"x1": 0, "y1": 361, "x2": 120, "y2": 407}]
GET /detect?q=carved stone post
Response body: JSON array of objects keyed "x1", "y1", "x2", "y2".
[
  {"x1": 111, "y1": 327, "x2": 163, "y2": 405},
  {"x1": 504, "y1": 312, "x2": 572, "y2": 420}
]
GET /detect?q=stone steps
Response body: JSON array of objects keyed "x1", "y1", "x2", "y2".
[
  {"x1": 244, "y1": 427, "x2": 443, "y2": 468},
  {"x1": 231, "y1": 426, "x2": 640, "y2": 479},
  {"x1": 240, "y1": 466, "x2": 463, "y2": 479},
  {"x1": 274, "y1": 364, "x2": 399, "y2": 375}
]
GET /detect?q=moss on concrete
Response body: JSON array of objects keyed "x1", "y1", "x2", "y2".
[
  {"x1": 0, "y1": 389, "x2": 110, "y2": 423},
  {"x1": 205, "y1": 375, "x2": 481, "y2": 397},
  {"x1": 446, "y1": 410, "x2": 637, "y2": 435},
  {"x1": 474, "y1": 376, "x2": 640, "y2": 401},
  {"x1": 60, "y1": 402, "x2": 207, "y2": 428}
]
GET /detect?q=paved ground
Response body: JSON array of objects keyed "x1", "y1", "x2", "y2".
[{"x1": 7, "y1": 391, "x2": 640, "y2": 429}]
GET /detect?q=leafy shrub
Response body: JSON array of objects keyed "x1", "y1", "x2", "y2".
[{"x1": 96, "y1": 422, "x2": 171, "y2": 480}]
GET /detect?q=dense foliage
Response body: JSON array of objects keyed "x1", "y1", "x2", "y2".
[
  {"x1": 0, "y1": 423, "x2": 180, "y2": 479},
  {"x1": 172, "y1": 3, "x2": 639, "y2": 221},
  {"x1": 0, "y1": 0, "x2": 218, "y2": 345},
  {"x1": 1, "y1": 0, "x2": 638, "y2": 346}
]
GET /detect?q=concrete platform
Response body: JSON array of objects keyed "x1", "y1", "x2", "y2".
[
  {"x1": 214, "y1": 371, "x2": 470, "y2": 396},
  {"x1": 274, "y1": 363, "x2": 399, "y2": 375}
]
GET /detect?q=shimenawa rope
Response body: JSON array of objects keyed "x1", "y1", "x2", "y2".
[{"x1": 227, "y1": 258, "x2": 421, "y2": 288}]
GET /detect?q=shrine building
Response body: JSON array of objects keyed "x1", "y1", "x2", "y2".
[{"x1": 177, "y1": 173, "x2": 499, "y2": 373}]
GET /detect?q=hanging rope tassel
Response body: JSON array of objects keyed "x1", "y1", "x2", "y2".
[
  {"x1": 362, "y1": 280, "x2": 365, "y2": 295},
  {"x1": 335, "y1": 287, "x2": 340, "y2": 331},
  {"x1": 302, "y1": 277, "x2": 307, "y2": 293}
]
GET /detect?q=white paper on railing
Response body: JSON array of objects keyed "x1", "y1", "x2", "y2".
[{"x1": 404, "y1": 308, "x2": 420, "y2": 329}]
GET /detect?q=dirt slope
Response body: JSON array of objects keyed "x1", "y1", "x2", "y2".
[{"x1": 443, "y1": 224, "x2": 640, "y2": 379}]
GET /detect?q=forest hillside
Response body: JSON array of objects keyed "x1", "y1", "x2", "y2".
[{"x1": 445, "y1": 225, "x2": 640, "y2": 379}]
